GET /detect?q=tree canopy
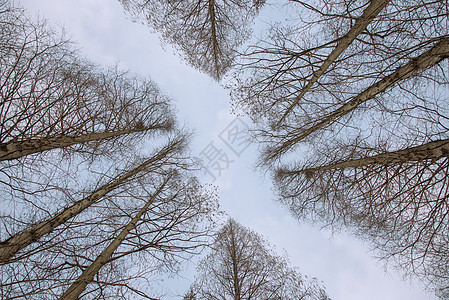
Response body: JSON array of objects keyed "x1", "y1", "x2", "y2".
[
  {"x1": 3, "y1": 0, "x2": 448, "y2": 298},
  {"x1": 187, "y1": 218, "x2": 330, "y2": 300},
  {"x1": 119, "y1": 0, "x2": 265, "y2": 79},
  {"x1": 0, "y1": 2, "x2": 220, "y2": 298},
  {"x1": 228, "y1": 0, "x2": 449, "y2": 297}
]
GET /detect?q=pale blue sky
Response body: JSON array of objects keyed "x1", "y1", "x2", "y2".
[{"x1": 17, "y1": 1, "x2": 436, "y2": 299}]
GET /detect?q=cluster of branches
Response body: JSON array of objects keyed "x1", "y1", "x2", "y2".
[
  {"x1": 185, "y1": 218, "x2": 329, "y2": 300},
  {"x1": 1, "y1": 154, "x2": 219, "y2": 299},
  {"x1": 118, "y1": 0, "x2": 265, "y2": 79},
  {"x1": 0, "y1": 2, "x2": 219, "y2": 299},
  {"x1": 0, "y1": 1, "x2": 175, "y2": 160},
  {"x1": 227, "y1": 0, "x2": 449, "y2": 297}
]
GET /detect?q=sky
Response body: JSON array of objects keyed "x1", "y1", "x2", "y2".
[{"x1": 16, "y1": 1, "x2": 437, "y2": 299}]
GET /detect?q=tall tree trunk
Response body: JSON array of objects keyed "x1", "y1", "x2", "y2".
[
  {"x1": 229, "y1": 223, "x2": 241, "y2": 300},
  {"x1": 0, "y1": 140, "x2": 179, "y2": 262},
  {"x1": 59, "y1": 175, "x2": 171, "y2": 300},
  {"x1": 278, "y1": 0, "x2": 390, "y2": 124},
  {"x1": 283, "y1": 139, "x2": 449, "y2": 175},
  {"x1": 208, "y1": 0, "x2": 220, "y2": 79},
  {"x1": 0, "y1": 127, "x2": 156, "y2": 161},
  {"x1": 277, "y1": 37, "x2": 449, "y2": 152}
]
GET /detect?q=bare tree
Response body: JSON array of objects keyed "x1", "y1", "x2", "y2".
[
  {"x1": 229, "y1": 0, "x2": 449, "y2": 161},
  {"x1": 0, "y1": 2, "x2": 174, "y2": 162},
  {"x1": 275, "y1": 137, "x2": 449, "y2": 297},
  {"x1": 0, "y1": 0, "x2": 179, "y2": 259},
  {"x1": 118, "y1": 0, "x2": 265, "y2": 79},
  {"x1": 0, "y1": 3, "x2": 221, "y2": 299},
  {"x1": 59, "y1": 170, "x2": 219, "y2": 300},
  {"x1": 263, "y1": 36, "x2": 449, "y2": 161},
  {"x1": 0, "y1": 134, "x2": 188, "y2": 263},
  {"x1": 0, "y1": 2, "x2": 177, "y2": 237},
  {"x1": 228, "y1": 0, "x2": 449, "y2": 297},
  {"x1": 277, "y1": 0, "x2": 390, "y2": 125},
  {"x1": 1, "y1": 154, "x2": 220, "y2": 299},
  {"x1": 187, "y1": 218, "x2": 330, "y2": 300}
]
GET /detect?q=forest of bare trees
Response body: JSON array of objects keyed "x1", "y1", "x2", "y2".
[
  {"x1": 228, "y1": 0, "x2": 449, "y2": 298},
  {"x1": 0, "y1": 2, "x2": 219, "y2": 298},
  {"x1": 1, "y1": 0, "x2": 448, "y2": 299}
]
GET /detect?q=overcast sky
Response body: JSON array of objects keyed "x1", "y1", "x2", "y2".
[{"x1": 17, "y1": 1, "x2": 437, "y2": 299}]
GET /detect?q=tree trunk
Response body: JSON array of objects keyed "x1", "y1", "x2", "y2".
[
  {"x1": 229, "y1": 223, "x2": 241, "y2": 300},
  {"x1": 59, "y1": 175, "x2": 171, "y2": 300},
  {"x1": 208, "y1": 0, "x2": 220, "y2": 79},
  {"x1": 0, "y1": 127, "x2": 152, "y2": 161},
  {"x1": 278, "y1": 0, "x2": 390, "y2": 124},
  {"x1": 0, "y1": 142, "x2": 177, "y2": 262},
  {"x1": 286, "y1": 139, "x2": 449, "y2": 175},
  {"x1": 280, "y1": 37, "x2": 449, "y2": 149}
]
